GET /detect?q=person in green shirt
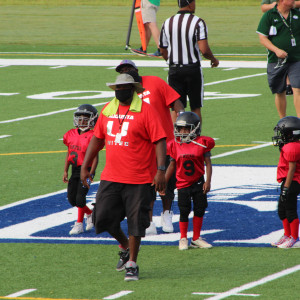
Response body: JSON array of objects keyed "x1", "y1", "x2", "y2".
[
  {"x1": 257, "y1": 0, "x2": 300, "y2": 118},
  {"x1": 261, "y1": 0, "x2": 300, "y2": 96},
  {"x1": 261, "y1": 0, "x2": 300, "y2": 13}
]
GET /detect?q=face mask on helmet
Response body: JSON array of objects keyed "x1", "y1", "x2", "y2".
[
  {"x1": 174, "y1": 125, "x2": 197, "y2": 143},
  {"x1": 272, "y1": 116, "x2": 300, "y2": 149},
  {"x1": 73, "y1": 104, "x2": 98, "y2": 131},
  {"x1": 174, "y1": 112, "x2": 201, "y2": 144}
]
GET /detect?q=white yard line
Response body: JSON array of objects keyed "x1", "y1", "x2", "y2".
[
  {"x1": 211, "y1": 143, "x2": 273, "y2": 159},
  {"x1": 0, "y1": 135, "x2": 11, "y2": 139},
  {"x1": 193, "y1": 292, "x2": 259, "y2": 297},
  {"x1": 204, "y1": 264, "x2": 300, "y2": 300},
  {"x1": 5, "y1": 289, "x2": 37, "y2": 297},
  {"x1": 204, "y1": 73, "x2": 267, "y2": 86},
  {"x1": 0, "y1": 102, "x2": 108, "y2": 124},
  {"x1": 0, "y1": 59, "x2": 267, "y2": 68},
  {"x1": 0, "y1": 59, "x2": 266, "y2": 124},
  {"x1": 103, "y1": 291, "x2": 133, "y2": 299}
]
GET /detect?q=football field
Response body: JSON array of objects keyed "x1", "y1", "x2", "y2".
[
  {"x1": 0, "y1": 1, "x2": 300, "y2": 299},
  {"x1": 1, "y1": 55, "x2": 299, "y2": 300}
]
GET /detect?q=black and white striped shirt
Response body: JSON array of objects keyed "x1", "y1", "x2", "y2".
[{"x1": 159, "y1": 11, "x2": 208, "y2": 65}]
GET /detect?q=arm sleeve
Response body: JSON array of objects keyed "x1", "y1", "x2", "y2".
[
  {"x1": 283, "y1": 143, "x2": 300, "y2": 162},
  {"x1": 257, "y1": 12, "x2": 270, "y2": 36},
  {"x1": 200, "y1": 136, "x2": 215, "y2": 152},
  {"x1": 63, "y1": 131, "x2": 69, "y2": 146},
  {"x1": 159, "y1": 22, "x2": 168, "y2": 48},
  {"x1": 157, "y1": 77, "x2": 180, "y2": 107},
  {"x1": 197, "y1": 19, "x2": 208, "y2": 41}
]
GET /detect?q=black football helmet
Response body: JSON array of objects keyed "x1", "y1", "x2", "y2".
[
  {"x1": 74, "y1": 104, "x2": 98, "y2": 131},
  {"x1": 174, "y1": 112, "x2": 201, "y2": 144},
  {"x1": 272, "y1": 116, "x2": 300, "y2": 148}
]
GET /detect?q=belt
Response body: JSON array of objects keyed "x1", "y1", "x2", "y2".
[{"x1": 169, "y1": 62, "x2": 200, "y2": 68}]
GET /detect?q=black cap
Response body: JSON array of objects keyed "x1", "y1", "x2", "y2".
[
  {"x1": 115, "y1": 59, "x2": 138, "y2": 72},
  {"x1": 178, "y1": 0, "x2": 194, "y2": 8}
]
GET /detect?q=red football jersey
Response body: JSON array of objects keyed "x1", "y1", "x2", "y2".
[
  {"x1": 140, "y1": 76, "x2": 180, "y2": 143},
  {"x1": 168, "y1": 136, "x2": 215, "y2": 189},
  {"x1": 277, "y1": 141, "x2": 300, "y2": 184},
  {"x1": 63, "y1": 129, "x2": 94, "y2": 167},
  {"x1": 94, "y1": 101, "x2": 167, "y2": 184}
]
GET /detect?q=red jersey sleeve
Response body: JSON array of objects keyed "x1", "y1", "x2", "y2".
[
  {"x1": 283, "y1": 142, "x2": 300, "y2": 162},
  {"x1": 199, "y1": 136, "x2": 215, "y2": 153},
  {"x1": 167, "y1": 140, "x2": 176, "y2": 158}
]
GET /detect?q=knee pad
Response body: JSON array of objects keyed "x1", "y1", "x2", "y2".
[
  {"x1": 76, "y1": 195, "x2": 86, "y2": 208},
  {"x1": 194, "y1": 206, "x2": 206, "y2": 218}
]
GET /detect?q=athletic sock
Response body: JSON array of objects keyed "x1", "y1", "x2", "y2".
[
  {"x1": 282, "y1": 218, "x2": 291, "y2": 237},
  {"x1": 77, "y1": 207, "x2": 84, "y2": 223},
  {"x1": 83, "y1": 205, "x2": 92, "y2": 215},
  {"x1": 290, "y1": 218, "x2": 299, "y2": 240},
  {"x1": 118, "y1": 244, "x2": 128, "y2": 251},
  {"x1": 192, "y1": 216, "x2": 203, "y2": 241},
  {"x1": 179, "y1": 221, "x2": 189, "y2": 239},
  {"x1": 126, "y1": 260, "x2": 137, "y2": 267}
]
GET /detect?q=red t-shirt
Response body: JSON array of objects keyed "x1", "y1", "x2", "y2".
[
  {"x1": 277, "y1": 141, "x2": 300, "y2": 184},
  {"x1": 140, "y1": 76, "x2": 180, "y2": 143},
  {"x1": 94, "y1": 101, "x2": 167, "y2": 184},
  {"x1": 168, "y1": 136, "x2": 215, "y2": 189},
  {"x1": 63, "y1": 129, "x2": 94, "y2": 167}
]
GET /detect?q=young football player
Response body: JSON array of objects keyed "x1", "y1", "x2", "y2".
[
  {"x1": 272, "y1": 116, "x2": 300, "y2": 248},
  {"x1": 164, "y1": 112, "x2": 215, "y2": 250},
  {"x1": 63, "y1": 104, "x2": 98, "y2": 235}
]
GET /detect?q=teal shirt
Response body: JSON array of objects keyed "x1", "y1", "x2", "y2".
[
  {"x1": 149, "y1": 0, "x2": 160, "y2": 6},
  {"x1": 257, "y1": 6, "x2": 300, "y2": 63}
]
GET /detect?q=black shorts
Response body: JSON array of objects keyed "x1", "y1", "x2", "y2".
[
  {"x1": 93, "y1": 181, "x2": 152, "y2": 237},
  {"x1": 168, "y1": 63, "x2": 203, "y2": 110},
  {"x1": 267, "y1": 61, "x2": 300, "y2": 94},
  {"x1": 67, "y1": 166, "x2": 89, "y2": 208},
  {"x1": 177, "y1": 177, "x2": 207, "y2": 222}
]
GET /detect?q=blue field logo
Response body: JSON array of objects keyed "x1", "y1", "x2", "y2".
[{"x1": 0, "y1": 165, "x2": 295, "y2": 247}]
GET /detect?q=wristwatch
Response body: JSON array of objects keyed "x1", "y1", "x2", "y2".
[{"x1": 157, "y1": 166, "x2": 166, "y2": 171}]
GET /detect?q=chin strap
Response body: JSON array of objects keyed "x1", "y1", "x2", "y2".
[{"x1": 191, "y1": 140, "x2": 207, "y2": 148}]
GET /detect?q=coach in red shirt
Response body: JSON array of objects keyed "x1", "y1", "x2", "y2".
[
  {"x1": 81, "y1": 73, "x2": 166, "y2": 281},
  {"x1": 115, "y1": 59, "x2": 184, "y2": 234}
]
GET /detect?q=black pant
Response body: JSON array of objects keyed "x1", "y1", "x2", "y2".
[
  {"x1": 278, "y1": 180, "x2": 300, "y2": 222},
  {"x1": 177, "y1": 177, "x2": 207, "y2": 222},
  {"x1": 67, "y1": 166, "x2": 89, "y2": 208}
]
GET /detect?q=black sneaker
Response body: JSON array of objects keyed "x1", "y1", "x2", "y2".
[
  {"x1": 286, "y1": 85, "x2": 293, "y2": 95},
  {"x1": 116, "y1": 248, "x2": 129, "y2": 272},
  {"x1": 152, "y1": 49, "x2": 162, "y2": 57},
  {"x1": 130, "y1": 47, "x2": 147, "y2": 56},
  {"x1": 124, "y1": 262, "x2": 139, "y2": 281}
]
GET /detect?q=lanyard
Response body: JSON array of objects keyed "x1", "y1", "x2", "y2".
[
  {"x1": 117, "y1": 107, "x2": 130, "y2": 131},
  {"x1": 278, "y1": 10, "x2": 294, "y2": 39}
]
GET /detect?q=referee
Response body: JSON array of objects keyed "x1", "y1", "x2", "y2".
[{"x1": 159, "y1": 0, "x2": 219, "y2": 123}]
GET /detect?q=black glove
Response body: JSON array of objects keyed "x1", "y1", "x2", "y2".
[{"x1": 280, "y1": 186, "x2": 289, "y2": 203}]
